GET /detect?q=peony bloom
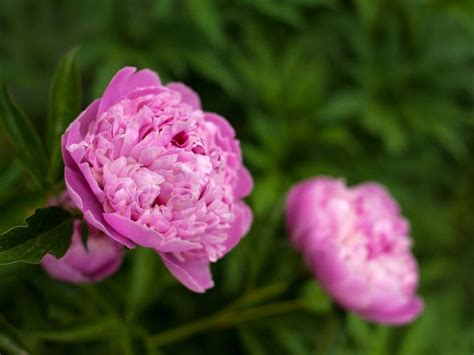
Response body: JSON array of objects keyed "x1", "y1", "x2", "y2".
[
  {"x1": 286, "y1": 177, "x2": 423, "y2": 325},
  {"x1": 42, "y1": 192, "x2": 123, "y2": 283},
  {"x1": 62, "y1": 67, "x2": 253, "y2": 292}
]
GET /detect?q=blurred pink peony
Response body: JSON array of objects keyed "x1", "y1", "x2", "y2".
[
  {"x1": 62, "y1": 67, "x2": 253, "y2": 292},
  {"x1": 286, "y1": 177, "x2": 423, "y2": 325},
  {"x1": 42, "y1": 192, "x2": 123, "y2": 283}
]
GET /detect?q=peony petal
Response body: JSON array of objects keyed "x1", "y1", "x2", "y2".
[
  {"x1": 65, "y1": 167, "x2": 135, "y2": 248},
  {"x1": 78, "y1": 162, "x2": 105, "y2": 202},
  {"x1": 66, "y1": 99, "x2": 100, "y2": 145},
  {"x1": 235, "y1": 167, "x2": 253, "y2": 198},
  {"x1": 360, "y1": 297, "x2": 424, "y2": 325},
  {"x1": 66, "y1": 232, "x2": 121, "y2": 272},
  {"x1": 223, "y1": 201, "x2": 252, "y2": 254},
  {"x1": 84, "y1": 255, "x2": 123, "y2": 282},
  {"x1": 285, "y1": 179, "x2": 319, "y2": 240},
  {"x1": 42, "y1": 254, "x2": 89, "y2": 283},
  {"x1": 160, "y1": 253, "x2": 214, "y2": 293},
  {"x1": 167, "y1": 82, "x2": 201, "y2": 110},
  {"x1": 103, "y1": 213, "x2": 201, "y2": 253},
  {"x1": 204, "y1": 112, "x2": 235, "y2": 138},
  {"x1": 98, "y1": 67, "x2": 161, "y2": 116},
  {"x1": 61, "y1": 129, "x2": 75, "y2": 169}
]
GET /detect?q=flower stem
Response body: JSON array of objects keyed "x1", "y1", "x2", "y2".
[
  {"x1": 149, "y1": 298, "x2": 307, "y2": 348},
  {"x1": 27, "y1": 318, "x2": 117, "y2": 342}
]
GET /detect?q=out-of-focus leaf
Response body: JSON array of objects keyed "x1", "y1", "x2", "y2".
[
  {"x1": 153, "y1": 0, "x2": 174, "y2": 19},
  {"x1": 187, "y1": 0, "x2": 225, "y2": 47},
  {"x1": 288, "y1": 0, "x2": 338, "y2": 6},
  {"x1": 0, "y1": 160, "x2": 22, "y2": 202},
  {"x1": 0, "y1": 315, "x2": 29, "y2": 355},
  {"x1": 0, "y1": 84, "x2": 48, "y2": 189},
  {"x1": 354, "y1": 0, "x2": 379, "y2": 27},
  {"x1": 186, "y1": 51, "x2": 238, "y2": 94},
  {"x1": 0, "y1": 207, "x2": 74, "y2": 264},
  {"x1": 362, "y1": 102, "x2": 408, "y2": 154},
  {"x1": 46, "y1": 48, "x2": 81, "y2": 182},
  {"x1": 127, "y1": 247, "x2": 161, "y2": 319},
  {"x1": 238, "y1": 328, "x2": 266, "y2": 355},
  {"x1": 300, "y1": 282, "x2": 331, "y2": 313},
  {"x1": 221, "y1": 247, "x2": 246, "y2": 296},
  {"x1": 243, "y1": 0, "x2": 303, "y2": 27},
  {"x1": 0, "y1": 192, "x2": 45, "y2": 232},
  {"x1": 273, "y1": 327, "x2": 308, "y2": 355},
  {"x1": 319, "y1": 90, "x2": 365, "y2": 121}
]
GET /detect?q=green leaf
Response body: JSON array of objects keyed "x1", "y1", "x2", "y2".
[
  {"x1": 272, "y1": 327, "x2": 308, "y2": 355},
  {"x1": 243, "y1": 0, "x2": 303, "y2": 27},
  {"x1": 0, "y1": 84, "x2": 49, "y2": 189},
  {"x1": 238, "y1": 328, "x2": 266, "y2": 355},
  {"x1": 187, "y1": 0, "x2": 225, "y2": 47},
  {"x1": 300, "y1": 282, "x2": 331, "y2": 314},
  {"x1": 0, "y1": 207, "x2": 74, "y2": 265},
  {"x1": 46, "y1": 48, "x2": 82, "y2": 182}
]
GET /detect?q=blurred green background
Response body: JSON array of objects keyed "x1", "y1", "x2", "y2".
[{"x1": 0, "y1": 0, "x2": 473, "y2": 354}]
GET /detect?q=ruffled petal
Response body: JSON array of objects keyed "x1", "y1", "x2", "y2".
[
  {"x1": 103, "y1": 212, "x2": 202, "y2": 253},
  {"x1": 98, "y1": 67, "x2": 161, "y2": 116},
  {"x1": 65, "y1": 167, "x2": 135, "y2": 248},
  {"x1": 167, "y1": 82, "x2": 202, "y2": 110}
]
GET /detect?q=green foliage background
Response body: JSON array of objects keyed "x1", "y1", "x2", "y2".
[{"x1": 0, "y1": 0, "x2": 473, "y2": 354}]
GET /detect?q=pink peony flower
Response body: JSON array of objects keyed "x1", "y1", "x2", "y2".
[
  {"x1": 62, "y1": 67, "x2": 253, "y2": 292},
  {"x1": 42, "y1": 192, "x2": 123, "y2": 283},
  {"x1": 286, "y1": 177, "x2": 423, "y2": 325}
]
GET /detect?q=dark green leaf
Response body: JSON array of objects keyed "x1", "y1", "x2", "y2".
[
  {"x1": 0, "y1": 84, "x2": 49, "y2": 189},
  {"x1": 238, "y1": 328, "x2": 266, "y2": 355},
  {"x1": 300, "y1": 282, "x2": 331, "y2": 314},
  {"x1": 0, "y1": 207, "x2": 74, "y2": 265},
  {"x1": 46, "y1": 48, "x2": 82, "y2": 182},
  {"x1": 187, "y1": 0, "x2": 225, "y2": 47}
]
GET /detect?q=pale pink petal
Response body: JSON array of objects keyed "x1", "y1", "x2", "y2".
[
  {"x1": 204, "y1": 112, "x2": 235, "y2": 138},
  {"x1": 167, "y1": 82, "x2": 201, "y2": 110},
  {"x1": 235, "y1": 167, "x2": 253, "y2": 198},
  {"x1": 223, "y1": 201, "x2": 253, "y2": 253},
  {"x1": 360, "y1": 297, "x2": 424, "y2": 325}
]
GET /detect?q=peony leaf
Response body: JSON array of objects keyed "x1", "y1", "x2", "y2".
[
  {"x1": 0, "y1": 207, "x2": 74, "y2": 265},
  {"x1": 300, "y1": 282, "x2": 331, "y2": 314},
  {"x1": 46, "y1": 48, "x2": 82, "y2": 183},
  {"x1": 0, "y1": 84, "x2": 49, "y2": 189}
]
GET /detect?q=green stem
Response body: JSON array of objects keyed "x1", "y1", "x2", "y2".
[
  {"x1": 27, "y1": 318, "x2": 117, "y2": 342},
  {"x1": 223, "y1": 281, "x2": 290, "y2": 311},
  {"x1": 150, "y1": 299, "x2": 306, "y2": 348}
]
